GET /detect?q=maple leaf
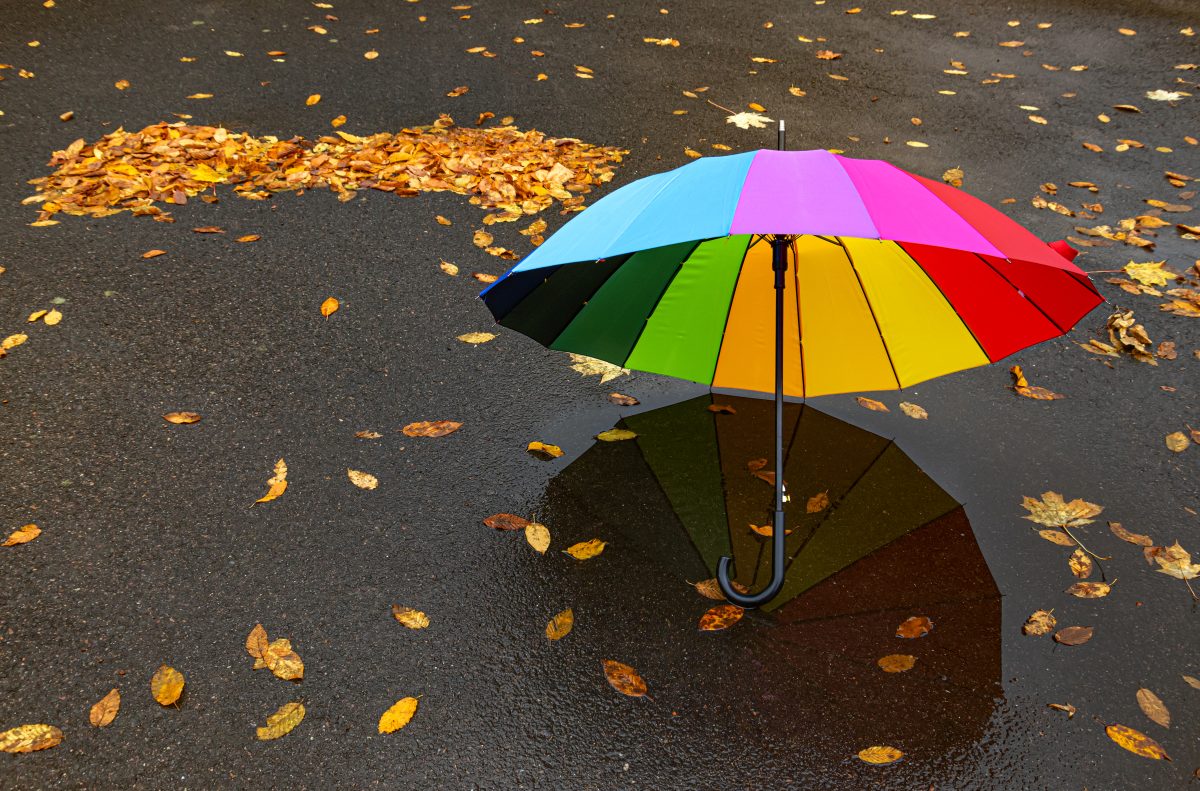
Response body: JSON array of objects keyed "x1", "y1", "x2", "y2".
[
  {"x1": 1021, "y1": 492, "x2": 1103, "y2": 528},
  {"x1": 1154, "y1": 542, "x2": 1200, "y2": 580},
  {"x1": 568, "y1": 353, "x2": 627, "y2": 383},
  {"x1": 1123, "y1": 261, "x2": 1175, "y2": 286},
  {"x1": 725, "y1": 111, "x2": 773, "y2": 130}
]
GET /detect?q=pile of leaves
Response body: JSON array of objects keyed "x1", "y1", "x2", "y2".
[{"x1": 24, "y1": 116, "x2": 626, "y2": 226}]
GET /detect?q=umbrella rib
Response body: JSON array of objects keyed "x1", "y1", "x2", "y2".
[
  {"x1": 616, "y1": 238, "x2": 707, "y2": 368},
  {"x1": 701, "y1": 235, "x2": 755, "y2": 384},
  {"x1": 838, "y1": 239, "x2": 904, "y2": 391},
  {"x1": 971, "y1": 254, "x2": 1069, "y2": 333},
  {"x1": 790, "y1": 238, "x2": 806, "y2": 397}
]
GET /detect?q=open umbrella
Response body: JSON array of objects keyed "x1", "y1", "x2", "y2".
[{"x1": 483, "y1": 122, "x2": 1102, "y2": 606}]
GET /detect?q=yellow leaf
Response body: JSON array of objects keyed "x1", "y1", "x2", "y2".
[
  {"x1": 142, "y1": 249, "x2": 167, "y2": 259},
  {"x1": 150, "y1": 664, "x2": 185, "y2": 706},
  {"x1": 254, "y1": 458, "x2": 288, "y2": 504},
  {"x1": 306, "y1": 94, "x2": 321, "y2": 106},
  {"x1": 457, "y1": 332, "x2": 496, "y2": 344},
  {"x1": 320, "y1": 296, "x2": 339, "y2": 318},
  {"x1": 1165, "y1": 431, "x2": 1190, "y2": 452},
  {"x1": 237, "y1": 235, "x2": 260, "y2": 243},
  {"x1": 569, "y1": 354, "x2": 627, "y2": 383},
  {"x1": 0, "y1": 724, "x2": 63, "y2": 753},
  {"x1": 857, "y1": 745, "x2": 903, "y2": 765},
  {"x1": 439, "y1": 260, "x2": 459, "y2": 276},
  {"x1": 898, "y1": 401, "x2": 928, "y2": 419},
  {"x1": 186, "y1": 93, "x2": 213, "y2": 99},
  {"x1": 347, "y1": 469, "x2": 378, "y2": 490},
  {"x1": 527, "y1": 441, "x2": 563, "y2": 459},
  {"x1": 27, "y1": 309, "x2": 47, "y2": 322},
  {"x1": 1105, "y1": 723, "x2": 1169, "y2": 760},
  {"x1": 525, "y1": 522, "x2": 551, "y2": 553},
  {"x1": 806, "y1": 491, "x2": 830, "y2": 513},
  {"x1": 698, "y1": 603, "x2": 744, "y2": 631},
  {"x1": 256, "y1": 701, "x2": 305, "y2": 740},
  {"x1": 856, "y1": 396, "x2": 889, "y2": 412},
  {"x1": 89, "y1": 688, "x2": 120, "y2": 727},
  {"x1": 1022, "y1": 609, "x2": 1056, "y2": 636},
  {"x1": 1069, "y1": 548, "x2": 1093, "y2": 579},
  {"x1": 188, "y1": 163, "x2": 225, "y2": 183},
  {"x1": 392, "y1": 606, "x2": 430, "y2": 629},
  {"x1": 602, "y1": 659, "x2": 647, "y2": 697},
  {"x1": 473, "y1": 229, "x2": 494, "y2": 248},
  {"x1": 3, "y1": 523, "x2": 41, "y2": 546},
  {"x1": 877, "y1": 654, "x2": 916, "y2": 673},
  {"x1": 260, "y1": 638, "x2": 304, "y2": 680},
  {"x1": 379, "y1": 697, "x2": 419, "y2": 733},
  {"x1": 364, "y1": 50, "x2": 379, "y2": 60},
  {"x1": 163, "y1": 411, "x2": 201, "y2": 424},
  {"x1": 545, "y1": 608, "x2": 574, "y2": 640},
  {"x1": 596, "y1": 428, "x2": 636, "y2": 442},
  {"x1": 245, "y1": 623, "x2": 268, "y2": 659},
  {"x1": 1124, "y1": 261, "x2": 1174, "y2": 286},
  {"x1": 1038, "y1": 529, "x2": 1075, "y2": 546},
  {"x1": 1153, "y1": 541, "x2": 1200, "y2": 580},
  {"x1": 2, "y1": 333, "x2": 28, "y2": 351},
  {"x1": 565, "y1": 538, "x2": 606, "y2": 560},
  {"x1": 330, "y1": 115, "x2": 347, "y2": 128},
  {"x1": 402, "y1": 420, "x2": 462, "y2": 437}
]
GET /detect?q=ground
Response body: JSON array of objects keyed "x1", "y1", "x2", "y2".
[{"x1": 1, "y1": 0, "x2": 1198, "y2": 788}]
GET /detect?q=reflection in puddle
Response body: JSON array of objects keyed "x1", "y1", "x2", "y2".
[{"x1": 540, "y1": 394, "x2": 1001, "y2": 759}]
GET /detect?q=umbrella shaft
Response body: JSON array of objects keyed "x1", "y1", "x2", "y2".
[{"x1": 772, "y1": 238, "x2": 788, "y2": 515}]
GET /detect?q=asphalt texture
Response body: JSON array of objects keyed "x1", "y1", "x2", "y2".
[{"x1": 2, "y1": 0, "x2": 1198, "y2": 788}]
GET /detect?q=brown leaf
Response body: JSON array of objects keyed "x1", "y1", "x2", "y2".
[
  {"x1": 1069, "y1": 548, "x2": 1094, "y2": 579},
  {"x1": 698, "y1": 604, "x2": 744, "y2": 631},
  {"x1": 163, "y1": 411, "x2": 201, "y2": 424},
  {"x1": 602, "y1": 659, "x2": 648, "y2": 698},
  {"x1": 1053, "y1": 625, "x2": 1093, "y2": 646},
  {"x1": 1137, "y1": 688, "x2": 1170, "y2": 728},
  {"x1": 150, "y1": 664, "x2": 185, "y2": 706},
  {"x1": 707, "y1": 403, "x2": 737, "y2": 414},
  {"x1": 1066, "y1": 581, "x2": 1112, "y2": 598},
  {"x1": 236, "y1": 234, "x2": 260, "y2": 243},
  {"x1": 608, "y1": 392, "x2": 639, "y2": 406},
  {"x1": 89, "y1": 688, "x2": 120, "y2": 727},
  {"x1": 245, "y1": 623, "x2": 269, "y2": 659},
  {"x1": 693, "y1": 578, "x2": 725, "y2": 600},
  {"x1": 877, "y1": 654, "x2": 916, "y2": 673},
  {"x1": 347, "y1": 468, "x2": 378, "y2": 490},
  {"x1": 142, "y1": 249, "x2": 167, "y2": 259},
  {"x1": 401, "y1": 420, "x2": 462, "y2": 438},
  {"x1": 896, "y1": 616, "x2": 933, "y2": 639},
  {"x1": 483, "y1": 513, "x2": 530, "y2": 531},
  {"x1": 355, "y1": 430, "x2": 382, "y2": 439},
  {"x1": 1023, "y1": 609, "x2": 1057, "y2": 636},
  {"x1": 545, "y1": 608, "x2": 574, "y2": 640},
  {"x1": 1047, "y1": 702, "x2": 1076, "y2": 718},
  {"x1": 192, "y1": 225, "x2": 224, "y2": 233},
  {"x1": 1010, "y1": 365, "x2": 1064, "y2": 399},
  {"x1": 856, "y1": 396, "x2": 889, "y2": 412},
  {"x1": 1038, "y1": 529, "x2": 1075, "y2": 546},
  {"x1": 1110, "y1": 521, "x2": 1153, "y2": 546},
  {"x1": 806, "y1": 491, "x2": 830, "y2": 513}
]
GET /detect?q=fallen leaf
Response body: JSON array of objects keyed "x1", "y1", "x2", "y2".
[
  {"x1": 457, "y1": 331, "x2": 496, "y2": 344},
  {"x1": 2, "y1": 333, "x2": 29, "y2": 352},
  {"x1": 565, "y1": 538, "x2": 606, "y2": 560},
  {"x1": 254, "y1": 458, "x2": 288, "y2": 504},
  {"x1": 1066, "y1": 581, "x2": 1111, "y2": 598},
  {"x1": 257, "y1": 701, "x2": 305, "y2": 740},
  {"x1": 1125, "y1": 261, "x2": 1176, "y2": 286},
  {"x1": 3, "y1": 524, "x2": 41, "y2": 547},
  {"x1": 707, "y1": 403, "x2": 737, "y2": 414},
  {"x1": 1038, "y1": 529, "x2": 1075, "y2": 546},
  {"x1": 857, "y1": 746, "x2": 903, "y2": 765},
  {"x1": 257, "y1": 637, "x2": 304, "y2": 681},
  {"x1": 237, "y1": 234, "x2": 260, "y2": 243},
  {"x1": 725, "y1": 111, "x2": 773, "y2": 130},
  {"x1": 355, "y1": 430, "x2": 382, "y2": 439},
  {"x1": 1021, "y1": 492, "x2": 1102, "y2": 528},
  {"x1": 1069, "y1": 548, "x2": 1094, "y2": 579},
  {"x1": 306, "y1": 94, "x2": 321, "y2": 106},
  {"x1": 1137, "y1": 688, "x2": 1170, "y2": 728},
  {"x1": 88, "y1": 688, "x2": 120, "y2": 727},
  {"x1": 347, "y1": 469, "x2": 378, "y2": 490},
  {"x1": 698, "y1": 604, "x2": 744, "y2": 631},
  {"x1": 1182, "y1": 675, "x2": 1200, "y2": 690},
  {"x1": 806, "y1": 491, "x2": 830, "y2": 513},
  {"x1": 942, "y1": 167, "x2": 964, "y2": 186},
  {"x1": 1048, "y1": 702, "x2": 1076, "y2": 718},
  {"x1": 1105, "y1": 723, "x2": 1170, "y2": 760},
  {"x1": 401, "y1": 420, "x2": 462, "y2": 438},
  {"x1": 527, "y1": 441, "x2": 563, "y2": 459},
  {"x1": 898, "y1": 401, "x2": 928, "y2": 419},
  {"x1": 150, "y1": 664, "x2": 185, "y2": 706},
  {"x1": 525, "y1": 522, "x2": 551, "y2": 553},
  {"x1": 483, "y1": 513, "x2": 530, "y2": 531},
  {"x1": 1166, "y1": 432, "x2": 1190, "y2": 452},
  {"x1": 439, "y1": 260, "x2": 459, "y2": 275},
  {"x1": 163, "y1": 411, "x2": 201, "y2": 424},
  {"x1": 1153, "y1": 541, "x2": 1200, "y2": 580},
  {"x1": 569, "y1": 353, "x2": 627, "y2": 383},
  {"x1": 856, "y1": 397, "x2": 889, "y2": 412},
  {"x1": 596, "y1": 428, "x2": 636, "y2": 442},
  {"x1": 364, "y1": 50, "x2": 379, "y2": 60},
  {"x1": 142, "y1": 249, "x2": 167, "y2": 259},
  {"x1": 27, "y1": 310, "x2": 48, "y2": 322},
  {"x1": 320, "y1": 296, "x2": 339, "y2": 318},
  {"x1": 1010, "y1": 365, "x2": 1064, "y2": 399},
  {"x1": 245, "y1": 624, "x2": 268, "y2": 659},
  {"x1": 608, "y1": 392, "x2": 639, "y2": 406},
  {"x1": 896, "y1": 616, "x2": 933, "y2": 639},
  {"x1": 602, "y1": 660, "x2": 648, "y2": 698},
  {"x1": 877, "y1": 654, "x2": 916, "y2": 673},
  {"x1": 378, "y1": 697, "x2": 419, "y2": 733},
  {"x1": 0, "y1": 724, "x2": 63, "y2": 753},
  {"x1": 1053, "y1": 625, "x2": 1093, "y2": 646},
  {"x1": 545, "y1": 608, "x2": 574, "y2": 640},
  {"x1": 392, "y1": 606, "x2": 430, "y2": 629},
  {"x1": 1109, "y1": 521, "x2": 1153, "y2": 546},
  {"x1": 1023, "y1": 609, "x2": 1057, "y2": 636},
  {"x1": 693, "y1": 579, "x2": 725, "y2": 600}
]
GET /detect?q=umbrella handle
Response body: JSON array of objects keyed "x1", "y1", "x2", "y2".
[{"x1": 716, "y1": 508, "x2": 787, "y2": 608}]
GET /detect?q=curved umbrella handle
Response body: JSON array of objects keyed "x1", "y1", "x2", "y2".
[{"x1": 716, "y1": 508, "x2": 787, "y2": 608}]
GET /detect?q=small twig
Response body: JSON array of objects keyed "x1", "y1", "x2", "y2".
[
  {"x1": 1184, "y1": 577, "x2": 1198, "y2": 601},
  {"x1": 705, "y1": 99, "x2": 738, "y2": 115},
  {"x1": 1061, "y1": 525, "x2": 1112, "y2": 561}
]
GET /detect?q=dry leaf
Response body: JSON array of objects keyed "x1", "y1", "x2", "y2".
[
  {"x1": 320, "y1": 296, "x2": 339, "y2": 318},
  {"x1": 151, "y1": 664, "x2": 185, "y2": 706},
  {"x1": 698, "y1": 604, "x2": 744, "y2": 631},
  {"x1": 0, "y1": 724, "x2": 63, "y2": 753},
  {"x1": 693, "y1": 579, "x2": 725, "y2": 600},
  {"x1": 1182, "y1": 675, "x2": 1200, "y2": 690},
  {"x1": 483, "y1": 513, "x2": 530, "y2": 531},
  {"x1": 402, "y1": 420, "x2": 461, "y2": 438},
  {"x1": 565, "y1": 538, "x2": 606, "y2": 560},
  {"x1": 1165, "y1": 432, "x2": 1190, "y2": 452},
  {"x1": 245, "y1": 623, "x2": 268, "y2": 659},
  {"x1": 1136, "y1": 688, "x2": 1170, "y2": 728},
  {"x1": 1048, "y1": 702, "x2": 1077, "y2": 718},
  {"x1": 896, "y1": 616, "x2": 933, "y2": 639},
  {"x1": 439, "y1": 260, "x2": 459, "y2": 275},
  {"x1": 898, "y1": 401, "x2": 928, "y2": 419},
  {"x1": 257, "y1": 701, "x2": 305, "y2": 740},
  {"x1": 457, "y1": 332, "x2": 496, "y2": 344},
  {"x1": 1010, "y1": 365, "x2": 1064, "y2": 399},
  {"x1": 1066, "y1": 581, "x2": 1112, "y2": 598},
  {"x1": 142, "y1": 249, "x2": 167, "y2": 259},
  {"x1": 237, "y1": 234, "x2": 260, "y2": 243},
  {"x1": 806, "y1": 491, "x2": 830, "y2": 513},
  {"x1": 1105, "y1": 723, "x2": 1169, "y2": 760},
  {"x1": 89, "y1": 688, "x2": 120, "y2": 727},
  {"x1": 1053, "y1": 625, "x2": 1093, "y2": 646},
  {"x1": 545, "y1": 608, "x2": 574, "y2": 640},
  {"x1": 355, "y1": 430, "x2": 382, "y2": 439},
  {"x1": 608, "y1": 392, "x2": 639, "y2": 406},
  {"x1": 306, "y1": 94, "x2": 321, "y2": 106},
  {"x1": 602, "y1": 660, "x2": 647, "y2": 698},
  {"x1": 1038, "y1": 529, "x2": 1075, "y2": 546},
  {"x1": 725, "y1": 112, "x2": 773, "y2": 130},
  {"x1": 258, "y1": 638, "x2": 304, "y2": 681},
  {"x1": 163, "y1": 411, "x2": 201, "y2": 424},
  {"x1": 1069, "y1": 548, "x2": 1094, "y2": 579},
  {"x1": 857, "y1": 746, "x2": 903, "y2": 765},
  {"x1": 596, "y1": 428, "x2": 636, "y2": 442},
  {"x1": 877, "y1": 654, "x2": 916, "y2": 673},
  {"x1": 43, "y1": 309, "x2": 62, "y2": 326},
  {"x1": 525, "y1": 522, "x2": 551, "y2": 553},
  {"x1": 392, "y1": 606, "x2": 430, "y2": 629},
  {"x1": 569, "y1": 353, "x2": 628, "y2": 383},
  {"x1": 1021, "y1": 492, "x2": 1102, "y2": 528},
  {"x1": 1023, "y1": 609, "x2": 1056, "y2": 636},
  {"x1": 1153, "y1": 542, "x2": 1200, "y2": 580},
  {"x1": 254, "y1": 458, "x2": 288, "y2": 504},
  {"x1": 856, "y1": 396, "x2": 889, "y2": 412},
  {"x1": 3, "y1": 523, "x2": 41, "y2": 547},
  {"x1": 1109, "y1": 521, "x2": 1152, "y2": 546},
  {"x1": 347, "y1": 469, "x2": 378, "y2": 490},
  {"x1": 527, "y1": 441, "x2": 563, "y2": 459},
  {"x1": 378, "y1": 697, "x2": 419, "y2": 733}
]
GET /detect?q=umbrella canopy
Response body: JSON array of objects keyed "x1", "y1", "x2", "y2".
[{"x1": 482, "y1": 147, "x2": 1101, "y2": 398}]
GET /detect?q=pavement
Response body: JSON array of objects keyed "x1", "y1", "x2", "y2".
[{"x1": 1, "y1": 0, "x2": 1198, "y2": 788}]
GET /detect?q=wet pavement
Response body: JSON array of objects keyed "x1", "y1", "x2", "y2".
[{"x1": 2, "y1": 0, "x2": 1198, "y2": 788}]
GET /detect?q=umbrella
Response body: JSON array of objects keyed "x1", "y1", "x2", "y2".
[
  {"x1": 539, "y1": 396, "x2": 1001, "y2": 754},
  {"x1": 483, "y1": 122, "x2": 1102, "y2": 607}
]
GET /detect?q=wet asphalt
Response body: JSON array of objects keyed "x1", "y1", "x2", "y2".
[{"x1": 1, "y1": 0, "x2": 1198, "y2": 788}]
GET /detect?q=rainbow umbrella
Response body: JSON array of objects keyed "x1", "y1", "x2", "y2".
[{"x1": 482, "y1": 122, "x2": 1101, "y2": 607}]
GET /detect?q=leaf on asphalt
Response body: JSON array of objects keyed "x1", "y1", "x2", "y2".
[
  {"x1": 257, "y1": 701, "x2": 305, "y2": 740},
  {"x1": 565, "y1": 538, "x2": 606, "y2": 560},
  {"x1": 457, "y1": 332, "x2": 496, "y2": 344},
  {"x1": 1021, "y1": 492, "x2": 1102, "y2": 528},
  {"x1": 483, "y1": 513, "x2": 530, "y2": 531},
  {"x1": 896, "y1": 616, "x2": 933, "y2": 639},
  {"x1": 1105, "y1": 723, "x2": 1170, "y2": 760},
  {"x1": 27, "y1": 309, "x2": 48, "y2": 322},
  {"x1": 1136, "y1": 688, "x2": 1170, "y2": 728},
  {"x1": 1048, "y1": 702, "x2": 1077, "y2": 718},
  {"x1": 256, "y1": 638, "x2": 304, "y2": 681},
  {"x1": 569, "y1": 353, "x2": 628, "y2": 383},
  {"x1": 43, "y1": 309, "x2": 63, "y2": 325},
  {"x1": 525, "y1": 522, "x2": 551, "y2": 553},
  {"x1": 320, "y1": 296, "x2": 339, "y2": 318},
  {"x1": 1153, "y1": 542, "x2": 1200, "y2": 580},
  {"x1": 151, "y1": 664, "x2": 185, "y2": 706},
  {"x1": 607, "y1": 392, "x2": 639, "y2": 406},
  {"x1": 698, "y1": 604, "x2": 744, "y2": 631},
  {"x1": 693, "y1": 578, "x2": 725, "y2": 600},
  {"x1": 545, "y1": 608, "x2": 574, "y2": 640},
  {"x1": 236, "y1": 234, "x2": 260, "y2": 243},
  {"x1": 0, "y1": 724, "x2": 63, "y2": 753},
  {"x1": 1038, "y1": 529, "x2": 1075, "y2": 546},
  {"x1": 725, "y1": 111, "x2": 773, "y2": 130},
  {"x1": 1069, "y1": 548, "x2": 1094, "y2": 579},
  {"x1": 1053, "y1": 625, "x2": 1093, "y2": 646},
  {"x1": 142, "y1": 249, "x2": 167, "y2": 259},
  {"x1": 439, "y1": 260, "x2": 459, "y2": 275},
  {"x1": 355, "y1": 430, "x2": 382, "y2": 439},
  {"x1": 1066, "y1": 581, "x2": 1112, "y2": 598},
  {"x1": 3, "y1": 523, "x2": 41, "y2": 546},
  {"x1": 347, "y1": 469, "x2": 378, "y2": 490},
  {"x1": 1109, "y1": 521, "x2": 1153, "y2": 546},
  {"x1": 305, "y1": 94, "x2": 321, "y2": 106},
  {"x1": 255, "y1": 458, "x2": 288, "y2": 504},
  {"x1": 527, "y1": 441, "x2": 563, "y2": 459},
  {"x1": 942, "y1": 166, "x2": 964, "y2": 186},
  {"x1": 89, "y1": 688, "x2": 120, "y2": 727},
  {"x1": 806, "y1": 491, "x2": 830, "y2": 513},
  {"x1": 392, "y1": 606, "x2": 430, "y2": 629},
  {"x1": 877, "y1": 654, "x2": 916, "y2": 673},
  {"x1": 163, "y1": 411, "x2": 201, "y2": 424},
  {"x1": 857, "y1": 746, "x2": 903, "y2": 765},
  {"x1": 1165, "y1": 431, "x2": 1190, "y2": 452},
  {"x1": 1124, "y1": 261, "x2": 1175, "y2": 286},
  {"x1": 401, "y1": 420, "x2": 462, "y2": 438},
  {"x1": 1183, "y1": 675, "x2": 1200, "y2": 690},
  {"x1": 749, "y1": 522, "x2": 791, "y2": 537},
  {"x1": 603, "y1": 660, "x2": 648, "y2": 698},
  {"x1": 1, "y1": 333, "x2": 29, "y2": 355},
  {"x1": 596, "y1": 428, "x2": 636, "y2": 442},
  {"x1": 472, "y1": 229, "x2": 493, "y2": 248},
  {"x1": 856, "y1": 396, "x2": 889, "y2": 412},
  {"x1": 1023, "y1": 609, "x2": 1057, "y2": 636},
  {"x1": 378, "y1": 697, "x2": 419, "y2": 733},
  {"x1": 1010, "y1": 365, "x2": 1064, "y2": 399},
  {"x1": 245, "y1": 623, "x2": 269, "y2": 659},
  {"x1": 898, "y1": 401, "x2": 928, "y2": 419}
]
